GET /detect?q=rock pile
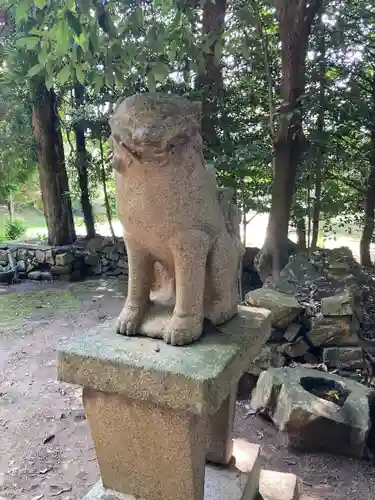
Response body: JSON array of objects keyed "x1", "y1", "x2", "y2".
[
  {"x1": 0, "y1": 236, "x2": 128, "y2": 283},
  {"x1": 243, "y1": 247, "x2": 372, "y2": 381}
]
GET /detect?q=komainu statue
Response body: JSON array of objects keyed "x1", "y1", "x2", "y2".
[{"x1": 109, "y1": 93, "x2": 244, "y2": 346}]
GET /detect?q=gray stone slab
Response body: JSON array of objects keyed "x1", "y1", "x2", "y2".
[{"x1": 58, "y1": 305, "x2": 270, "y2": 415}]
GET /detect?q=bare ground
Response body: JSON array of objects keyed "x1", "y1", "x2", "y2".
[{"x1": 0, "y1": 279, "x2": 374, "y2": 500}]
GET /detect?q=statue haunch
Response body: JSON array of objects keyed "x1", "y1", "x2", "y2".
[{"x1": 109, "y1": 93, "x2": 244, "y2": 346}]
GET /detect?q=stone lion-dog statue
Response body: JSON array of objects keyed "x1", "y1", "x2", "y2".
[{"x1": 109, "y1": 93, "x2": 244, "y2": 346}]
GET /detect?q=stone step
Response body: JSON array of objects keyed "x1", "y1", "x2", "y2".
[{"x1": 258, "y1": 470, "x2": 300, "y2": 500}]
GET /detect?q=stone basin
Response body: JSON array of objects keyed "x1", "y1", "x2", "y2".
[{"x1": 251, "y1": 366, "x2": 375, "y2": 458}]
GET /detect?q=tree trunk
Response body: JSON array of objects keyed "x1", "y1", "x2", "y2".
[
  {"x1": 74, "y1": 84, "x2": 96, "y2": 239},
  {"x1": 7, "y1": 195, "x2": 14, "y2": 220},
  {"x1": 255, "y1": 0, "x2": 323, "y2": 281},
  {"x1": 99, "y1": 136, "x2": 116, "y2": 241},
  {"x1": 197, "y1": 0, "x2": 227, "y2": 151},
  {"x1": 32, "y1": 83, "x2": 76, "y2": 246},
  {"x1": 296, "y1": 216, "x2": 307, "y2": 250},
  {"x1": 311, "y1": 6, "x2": 326, "y2": 252},
  {"x1": 360, "y1": 72, "x2": 375, "y2": 266}
]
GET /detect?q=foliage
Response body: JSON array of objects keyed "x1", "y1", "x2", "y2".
[{"x1": 4, "y1": 218, "x2": 25, "y2": 239}]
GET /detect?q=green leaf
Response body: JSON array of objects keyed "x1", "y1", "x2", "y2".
[
  {"x1": 77, "y1": 32, "x2": 89, "y2": 52},
  {"x1": 89, "y1": 26, "x2": 99, "y2": 54},
  {"x1": 27, "y1": 63, "x2": 43, "y2": 78},
  {"x1": 151, "y1": 61, "x2": 169, "y2": 83},
  {"x1": 45, "y1": 72, "x2": 54, "y2": 90},
  {"x1": 133, "y1": 7, "x2": 144, "y2": 27},
  {"x1": 75, "y1": 64, "x2": 85, "y2": 84},
  {"x1": 147, "y1": 70, "x2": 156, "y2": 92},
  {"x1": 34, "y1": 0, "x2": 47, "y2": 8},
  {"x1": 57, "y1": 65, "x2": 71, "y2": 85},
  {"x1": 104, "y1": 67, "x2": 115, "y2": 88},
  {"x1": 15, "y1": 36, "x2": 39, "y2": 49},
  {"x1": 55, "y1": 20, "x2": 71, "y2": 55},
  {"x1": 66, "y1": 12, "x2": 82, "y2": 36},
  {"x1": 15, "y1": 2, "x2": 30, "y2": 23}
]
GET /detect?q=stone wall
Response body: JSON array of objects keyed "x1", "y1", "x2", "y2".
[{"x1": 0, "y1": 236, "x2": 128, "y2": 282}]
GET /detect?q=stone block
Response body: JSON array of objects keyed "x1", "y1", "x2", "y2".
[
  {"x1": 284, "y1": 323, "x2": 301, "y2": 342},
  {"x1": 322, "y1": 347, "x2": 363, "y2": 370},
  {"x1": 35, "y1": 249, "x2": 46, "y2": 264},
  {"x1": 308, "y1": 315, "x2": 359, "y2": 346},
  {"x1": 45, "y1": 249, "x2": 55, "y2": 265},
  {"x1": 248, "y1": 344, "x2": 285, "y2": 376},
  {"x1": 55, "y1": 252, "x2": 75, "y2": 267},
  {"x1": 251, "y1": 367, "x2": 373, "y2": 458},
  {"x1": 58, "y1": 308, "x2": 270, "y2": 500},
  {"x1": 85, "y1": 254, "x2": 100, "y2": 266},
  {"x1": 259, "y1": 470, "x2": 299, "y2": 500},
  {"x1": 283, "y1": 338, "x2": 309, "y2": 359},
  {"x1": 85, "y1": 448, "x2": 260, "y2": 500},
  {"x1": 51, "y1": 264, "x2": 72, "y2": 275},
  {"x1": 321, "y1": 292, "x2": 352, "y2": 316},
  {"x1": 58, "y1": 307, "x2": 271, "y2": 415},
  {"x1": 245, "y1": 289, "x2": 302, "y2": 329},
  {"x1": 28, "y1": 270, "x2": 42, "y2": 280}
]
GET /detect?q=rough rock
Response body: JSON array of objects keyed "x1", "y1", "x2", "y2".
[
  {"x1": 284, "y1": 323, "x2": 301, "y2": 342},
  {"x1": 259, "y1": 470, "x2": 299, "y2": 500},
  {"x1": 40, "y1": 271, "x2": 53, "y2": 281},
  {"x1": 45, "y1": 249, "x2": 55, "y2": 265},
  {"x1": 321, "y1": 291, "x2": 352, "y2": 316},
  {"x1": 308, "y1": 315, "x2": 359, "y2": 347},
  {"x1": 267, "y1": 327, "x2": 286, "y2": 343},
  {"x1": 35, "y1": 249, "x2": 46, "y2": 264},
  {"x1": 322, "y1": 347, "x2": 363, "y2": 370},
  {"x1": 246, "y1": 289, "x2": 302, "y2": 328},
  {"x1": 270, "y1": 254, "x2": 322, "y2": 295},
  {"x1": 283, "y1": 338, "x2": 309, "y2": 359},
  {"x1": 85, "y1": 254, "x2": 100, "y2": 266},
  {"x1": 51, "y1": 264, "x2": 73, "y2": 275},
  {"x1": 28, "y1": 270, "x2": 42, "y2": 280},
  {"x1": 251, "y1": 367, "x2": 373, "y2": 458},
  {"x1": 248, "y1": 344, "x2": 285, "y2": 376},
  {"x1": 55, "y1": 252, "x2": 74, "y2": 267}
]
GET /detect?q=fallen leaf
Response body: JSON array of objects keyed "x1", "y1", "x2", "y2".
[
  {"x1": 43, "y1": 434, "x2": 55, "y2": 444},
  {"x1": 39, "y1": 467, "x2": 52, "y2": 474},
  {"x1": 31, "y1": 495, "x2": 44, "y2": 500},
  {"x1": 50, "y1": 485, "x2": 72, "y2": 496}
]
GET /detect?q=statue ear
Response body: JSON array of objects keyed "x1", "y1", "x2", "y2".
[{"x1": 191, "y1": 100, "x2": 202, "y2": 122}]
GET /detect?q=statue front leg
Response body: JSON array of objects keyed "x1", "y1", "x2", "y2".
[
  {"x1": 163, "y1": 230, "x2": 210, "y2": 346},
  {"x1": 117, "y1": 238, "x2": 153, "y2": 336}
]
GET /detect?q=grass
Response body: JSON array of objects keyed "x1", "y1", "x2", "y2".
[{"x1": 0, "y1": 288, "x2": 80, "y2": 327}]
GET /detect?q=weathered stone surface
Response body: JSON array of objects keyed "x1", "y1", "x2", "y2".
[
  {"x1": 40, "y1": 271, "x2": 53, "y2": 281},
  {"x1": 248, "y1": 343, "x2": 285, "y2": 376},
  {"x1": 308, "y1": 315, "x2": 359, "y2": 346},
  {"x1": 51, "y1": 264, "x2": 72, "y2": 275},
  {"x1": 284, "y1": 323, "x2": 301, "y2": 342},
  {"x1": 251, "y1": 367, "x2": 373, "y2": 458},
  {"x1": 267, "y1": 327, "x2": 285, "y2": 343},
  {"x1": 84, "y1": 443, "x2": 260, "y2": 500},
  {"x1": 35, "y1": 249, "x2": 46, "y2": 264},
  {"x1": 45, "y1": 249, "x2": 55, "y2": 265},
  {"x1": 283, "y1": 338, "x2": 309, "y2": 359},
  {"x1": 85, "y1": 254, "x2": 100, "y2": 266},
  {"x1": 322, "y1": 347, "x2": 363, "y2": 370},
  {"x1": 117, "y1": 259, "x2": 128, "y2": 270},
  {"x1": 271, "y1": 254, "x2": 322, "y2": 295},
  {"x1": 55, "y1": 252, "x2": 75, "y2": 267},
  {"x1": 28, "y1": 270, "x2": 42, "y2": 280},
  {"x1": 58, "y1": 305, "x2": 271, "y2": 415},
  {"x1": 17, "y1": 260, "x2": 26, "y2": 272},
  {"x1": 110, "y1": 93, "x2": 244, "y2": 346},
  {"x1": 321, "y1": 292, "x2": 352, "y2": 316},
  {"x1": 246, "y1": 289, "x2": 302, "y2": 328},
  {"x1": 259, "y1": 470, "x2": 299, "y2": 500}
]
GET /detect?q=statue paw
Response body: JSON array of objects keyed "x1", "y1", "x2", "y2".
[
  {"x1": 163, "y1": 315, "x2": 203, "y2": 346},
  {"x1": 116, "y1": 305, "x2": 144, "y2": 336}
]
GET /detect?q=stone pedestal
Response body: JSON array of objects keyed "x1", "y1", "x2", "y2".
[{"x1": 58, "y1": 305, "x2": 270, "y2": 500}]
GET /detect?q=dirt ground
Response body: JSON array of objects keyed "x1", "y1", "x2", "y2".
[{"x1": 0, "y1": 279, "x2": 374, "y2": 500}]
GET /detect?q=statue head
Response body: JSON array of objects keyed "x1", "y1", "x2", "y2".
[{"x1": 109, "y1": 93, "x2": 202, "y2": 171}]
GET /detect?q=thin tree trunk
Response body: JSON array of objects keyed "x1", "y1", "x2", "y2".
[
  {"x1": 7, "y1": 196, "x2": 14, "y2": 220},
  {"x1": 197, "y1": 0, "x2": 227, "y2": 151},
  {"x1": 255, "y1": 0, "x2": 323, "y2": 281},
  {"x1": 99, "y1": 136, "x2": 116, "y2": 241},
  {"x1": 360, "y1": 71, "x2": 375, "y2": 266},
  {"x1": 74, "y1": 84, "x2": 95, "y2": 239},
  {"x1": 32, "y1": 83, "x2": 76, "y2": 246},
  {"x1": 311, "y1": 5, "x2": 326, "y2": 252},
  {"x1": 296, "y1": 216, "x2": 307, "y2": 250}
]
